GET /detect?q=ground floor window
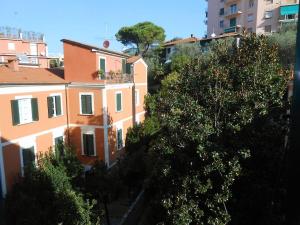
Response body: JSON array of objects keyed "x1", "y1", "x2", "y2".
[
  {"x1": 82, "y1": 133, "x2": 96, "y2": 156},
  {"x1": 22, "y1": 146, "x2": 35, "y2": 173},
  {"x1": 117, "y1": 128, "x2": 123, "y2": 150},
  {"x1": 54, "y1": 136, "x2": 64, "y2": 157}
]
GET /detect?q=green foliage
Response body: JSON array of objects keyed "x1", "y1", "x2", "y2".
[
  {"x1": 268, "y1": 23, "x2": 297, "y2": 69},
  {"x1": 144, "y1": 34, "x2": 288, "y2": 225},
  {"x1": 5, "y1": 152, "x2": 98, "y2": 225},
  {"x1": 116, "y1": 21, "x2": 165, "y2": 56},
  {"x1": 49, "y1": 59, "x2": 59, "y2": 68}
]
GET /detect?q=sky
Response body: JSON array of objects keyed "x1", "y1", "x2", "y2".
[{"x1": 0, "y1": 0, "x2": 207, "y2": 55}]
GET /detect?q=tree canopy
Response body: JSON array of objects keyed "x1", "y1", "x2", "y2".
[{"x1": 116, "y1": 21, "x2": 165, "y2": 56}]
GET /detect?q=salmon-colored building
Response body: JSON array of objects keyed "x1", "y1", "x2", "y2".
[
  {"x1": 0, "y1": 27, "x2": 50, "y2": 68},
  {"x1": 0, "y1": 40, "x2": 148, "y2": 198}
]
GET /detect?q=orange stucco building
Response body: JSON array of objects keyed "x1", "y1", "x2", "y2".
[{"x1": 0, "y1": 39, "x2": 148, "y2": 198}]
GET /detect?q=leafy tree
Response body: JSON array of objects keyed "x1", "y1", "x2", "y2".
[
  {"x1": 268, "y1": 23, "x2": 296, "y2": 70},
  {"x1": 144, "y1": 35, "x2": 288, "y2": 225},
  {"x1": 5, "y1": 153, "x2": 98, "y2": 225},
  {"x1": 116, "y1": 22, "x2": 165, "y2": 56}
]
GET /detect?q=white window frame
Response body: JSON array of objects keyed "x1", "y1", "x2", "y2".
[
  {"x1": 52, "y1": 128, "x2": 65, "y2": 149},
  {"x1": 8, "y1": 42, "x2": 15, "y2": 51},
  {"x1": 81, "y1": 129, "x2": 96, "y2": 156},
  {"x1": 79, "y1": 92, "x2": 94, "y2": 115},
  {"x1": 15, "y1": 95, "x2": 33, "y2": 125},
  {"x1": 19, "y1": 138, "x2": 37, "y2": 177},
  {"x1": 99, "y1": 56, "x2": 107, "y2": 72},
  {"x1": 115, "y1": 91, "x2": 123, "y2": 112},
  {"x1": 49, "y1": 93, "x2": 64, "y2": 117},
  {"x1": 135, "y1": 89, "x2": 140, "y2": 106}
]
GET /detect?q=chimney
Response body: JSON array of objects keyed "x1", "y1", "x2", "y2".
[{"x1": 7, "y1": 58, "x2": 19, "y2": 72}]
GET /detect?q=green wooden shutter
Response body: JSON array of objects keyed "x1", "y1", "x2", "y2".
[
  {"x1": 47, "y1": 97, "x2": 54, "y2": 118},
  {"x1": 31, "y1": 98, "x2": 39, "y2": 121},
  {"x1": 55, "y1": 136, "x2": 64, "y2": 156},
  {"x1": 11, "y1": 100, "x2": 20, "y2": 125},
  {"x1": 83, "y1": 134, "x2": 94, "y2": 156},
  {"x1": 126, "y1": 64, "x2": 131, "y2": 74},
  {"x1": 22, "y1": 147, "x2": 35, "y2": 168},
  {"x1": 116, "y1": 93, "x2": 122, "y2": 111},
  {"x1": 117, "y1": 129, "x2": 123, "y2": 149},
  {"x1": 86, "y1": 95, "x2": 92, "y2": 114},
  {"x1": 122, "y1": 59, "x2": 126, "y2": 74},
  {"x1": 87, "y1": 134, "x2": 94, "y2": 156},
  {"x1": 55, "y1": 96, "x2": 62, "y2": 116},
  {"x1": 81, "y1": 95, "x2": 87, "y2": 114},
  {"x1": 100, "y1": 58, "x2": 106, "y2": 73},
  {"x1": 83, "y1": 134, "x2": 88, "y2": 155}
]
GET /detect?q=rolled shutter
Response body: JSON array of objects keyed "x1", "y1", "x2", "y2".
[
  {"x1": 11, "y1": 100, "x2": 20, "y2": 125},
  {"x1": 55, "y1": 96, "x2": 62, "y2": 116},
  {"x1": 31, "y1": 98, "x2": 39, "y2": 121},
  {"x1": 47, "y1": 97, "x2": 54, "y2": 118}
]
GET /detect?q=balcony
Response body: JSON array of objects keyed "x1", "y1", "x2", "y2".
[
  {"x1": 95, "y1": 71, "x2": 133, "y2": 84},
  {"x1": 224, "y1": 0, "x2": 240, "y2": 5},
  {"x1": 225, "y1": 8, "x2": 242, "y2": 18},
  {"x1": 224, "y1": 25, "x2": 240, "y2": 33}
]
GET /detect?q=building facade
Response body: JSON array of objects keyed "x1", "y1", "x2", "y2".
[
  {"x1": 0, "y1": 40, "x2": 148, "y2": 198},
  {"x1": 207, "y1": 0, "x2": 299, "y2": 37},
  {"x1": 0, "y1": 27, "x2": 50, "y2": 68}
]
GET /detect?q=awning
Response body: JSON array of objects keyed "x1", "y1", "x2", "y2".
[{"x1": 280, "y1": 4, "x2": 299, "y2": 16}]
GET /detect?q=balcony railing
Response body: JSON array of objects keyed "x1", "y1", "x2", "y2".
[
  {"x1": 95, "y1": 71, "x2": 133, "y2": 83},
  {"x1": 225, "y1": 8, "x2": 242, "y2": 17},
  {"x1": 224, "y1": 26, "x2": 239, "y2": 33},
  {"x1": 0, "y1": 26, "x2": 44, "y2": 42}
]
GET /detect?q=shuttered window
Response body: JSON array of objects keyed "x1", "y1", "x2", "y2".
[
  {"x1": 80, "y1": 94, "x2": 93, "y2": 115},
  {"x1": 122, "y1": 59, "x2": 126, "y2": 74},
  {"x1": 117, "y1": 129, "x2": 123, "y2": 150},
  {"x1": 83, "y1": 133, "x2": 95, "y2": 156},
  {"x1": 54, "y1": 136, "x2": 64, "y2": 157},
  {"x1": 100, "y1": 58, "x2": 106, "y2": 73},
  {"x1": 22, "y1": 146, "x2": 35, "y2": 170},
  {"x1": 11, "y1": 98, "x2": 39, "y2": 125},
  {"x1": 47, "y1": 95, "x2": 62, "y2": 117},
  {"x1": 116, "y1": 92, "x2": 122, "y2": 112},
  {"x1": 126, "y1": 63, "x2": 131, "y2": 74}
]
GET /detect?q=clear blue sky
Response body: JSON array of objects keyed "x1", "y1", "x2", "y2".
[{"x1": 0, "y1": 0, "x2": 207, "y2": 55}]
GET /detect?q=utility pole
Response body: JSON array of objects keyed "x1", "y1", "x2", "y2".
[{"x1": 287, "y1": 5, "x2": 300, "y2": 225}]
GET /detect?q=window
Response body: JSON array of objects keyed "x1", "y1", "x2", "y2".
[
  {"x1": 230, "y1": 4, "x2": 237, "y2": 14},
  {"x1": 249, "y1": 0, "x2": 254, "y2": 8},
  {"x1": 80, "y1": 93, "x2": 94, "y2": 115},
  {"x1": 117, "y1": 129, "x2": 123, "y2": 150},
  {"x1": 11, "y1": 97, "x2": 39, "y2": 125},
  {"x1": 116, "y1": 92, "x2": 122, "y2": 112},
  {"x1": 135, "y1": 89, "x2": 140, "y2": 106},
  {"x1": 219, "y1": 20, "x2": 224, "y2": 28},
  {"x1": 8, "y1": 43, "x2": 15, "y2": 50},
  {"x1": 22, "y1": 146, "x2": 35, "y2": 171},
  {"x1": 30, "y1": 43, "x2": 38, "y2": 55},
  {"x1": 265, "y1": 11, "x2": 273, "y2": 19},
  {"x1": 54, "y1": 136, "x2": 64, "y2": 157},
  {"x1": 82, "y1": 133, "x2": 95, "y2": 156},
  {"x1": 219, "y1": 8, "x2": 224, "y2": 16},
  {"x1": 47, "y1": 95, "x2": 62, "y2": 117},
  {"x1": 230, "y1": 18, "x2": 237, "y2": 27},
  {"x1": 247, "y1": 27, "x2": 253, "y2": 33},
  {"x1": 248, "y1": 14, "x2": 254, "y2": 22},
  {"x1": 99, "y1": 57, "x2": 106, "y2": 73},
  {"x1": 122, "y1": 58, "x2": 126, "y2": 74},
  {"x1": 265, "y1": 25, "x2": 272, "y2": 33}
]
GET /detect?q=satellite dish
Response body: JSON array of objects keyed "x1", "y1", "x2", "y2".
[{"x1": 103, "y1": 40, "x2": 110, "y2": 48}]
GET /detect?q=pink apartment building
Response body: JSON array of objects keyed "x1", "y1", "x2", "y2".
[
  {"x1": 0, "y1": 27, "x2": 50, "y2": 68},
  {"x1": 207, "y1": 0, "x2": 299, "y2": 37}
]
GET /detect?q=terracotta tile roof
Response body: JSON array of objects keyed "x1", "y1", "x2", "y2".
[
  {"x1": 61, "y1": 39, "x2": 129, "y2": 57},
  {"x1": 163, "y1": 37, "x2": 200, "y2": 47},
  {"x1": 127, "y1": 55, "x2": 142, "y2": 64},
  {"x1": 0, "y1": 65, "x2": 67, "y2": 84}
]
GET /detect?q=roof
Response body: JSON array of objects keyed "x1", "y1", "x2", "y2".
[
  {"x1": 61, "y1": 39, "x2": 129, "y2": 57},
  {"x1": 127, "y1": 55, "x2": 142, "y2": 64},
  {"x1": 163, "y1": 37, "x2": 200, "y2": 47},
  {"x1": 0, "y1": 65, "x2": 67, "y2": 85}
]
